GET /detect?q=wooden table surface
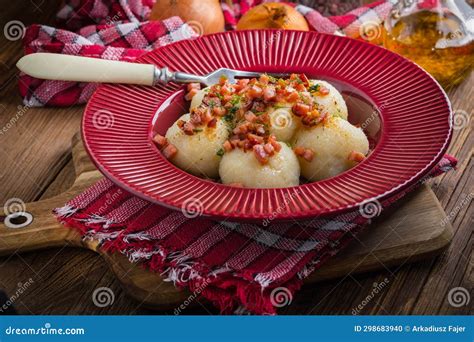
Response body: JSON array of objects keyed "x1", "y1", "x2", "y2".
[{"x1": 0, "y1": 1, "x2": 472, "y2": 315}]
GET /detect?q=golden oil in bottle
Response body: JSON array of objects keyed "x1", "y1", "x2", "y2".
[{"x1": 383, "y1": 6, "x2": 473, "y2": 89}]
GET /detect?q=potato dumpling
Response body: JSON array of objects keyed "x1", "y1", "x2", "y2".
[
  {"x1": 165, "y1": 114, "x2": 229, "y2": 178},
  {"x1": 293, "y1": 117, "x2": 369, "y2": 181},
  {"x1": 219, "y1": 143, "x2": 300, "y2": 188},
  {"x1": 189, "y1": 87, "x2": 210, "y2": 111},
  {"x1": 268, "y1": 106, "x2": 300, "y2": 142},
  {"x1": 310, "y1": 80, "x2": 348, "y2": 120}
]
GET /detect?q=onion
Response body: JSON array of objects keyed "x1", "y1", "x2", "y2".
[
  {"x1": 237, "y1": 3, "x2": 309, "y2": 31},
  {"x1": 149, "y1": 0, "x2": 225, "y2": 35}
]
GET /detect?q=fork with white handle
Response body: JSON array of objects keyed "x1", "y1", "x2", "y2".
[{"x1": 16, "y1": 53, "x2": 281, "y2": 87}]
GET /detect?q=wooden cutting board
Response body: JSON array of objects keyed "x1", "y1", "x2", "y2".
[{"x1": 0, "y1": 135, "x2": 453, "y2": 309}]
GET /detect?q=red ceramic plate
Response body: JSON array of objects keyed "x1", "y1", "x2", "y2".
[{"x1": 83, "y1": 30, "x2": 452, "y2": 222}]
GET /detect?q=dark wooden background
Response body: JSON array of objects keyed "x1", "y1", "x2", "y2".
[{"x1": 0, "y1": 0, "x2": 472, "y2": 315}]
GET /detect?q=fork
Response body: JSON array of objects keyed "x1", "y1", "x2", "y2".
[{"x1": 16, "y1": 53, "x2": 272, "y2": 87}]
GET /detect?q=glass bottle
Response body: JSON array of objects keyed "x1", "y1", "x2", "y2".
[{"x1": 383, "y1": 0, "x2": 473, "y2": 88}]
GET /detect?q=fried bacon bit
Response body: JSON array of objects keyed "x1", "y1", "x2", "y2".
[
  {"x1": 302, "y1": 149, "x2": 315, "y2": 162},
  {"x1": 177, "y1": 120, "x2": 185, "y2": 129},
  {"x1": 253, "y1": 144, "x2": 269, "y2": 164},
  {"x1": 293, "y1": 146, "x2": 305, "y2": 156},
  {"x1": 285, "y1": 91, "x2": 299, "y2": 102},
  {"x1": 244, "y1": 111, "x2": 257, "y2": 123},
  {"x1": 348, "y1": 151, "x2": 366, "y2": 163},
  {"x1": 299, "y1": 74, "x2": 310, "y2": 87},
  {"x1": 292, "y1": 103, "x2": 310, "y2": 117},
  {"x1": 318, "y1": 85, "x2": 330, "y2": 96},
  {"x1": 268, "y1": 135, "x2": 281, "y2": 152},
  {"x1": 185, "y1": 88, "x2": 199, "y2": 101},
  {"x1": 234, "y1": 78, "x2": 249, "y2": 91},
  {"x1": 153, "y1": 133, "x2": 177, "y2": 159},
  {"x1": 207, "y1": 118, "x2": 217, "y2": 128},
  {"x1": 223, "y1": 140, "x2": 233, "y2": 152},
  {"x1": 212, "y1": 106, "x2": 226, "y2": 117},
  {"x1": 259, "y1": 74, "x2": 270, "y2": 84},
  {"x1": 162, "y1": 144, "x2": 177, "y2": 159},
  {"x1": 248, "y1": 85, "x2": 263, "y2": 99},
  {"x1": 153, "y1": 133, "x2": 168, "y2": 149},
  {"x1": 263, "y1": 143, "x2": 275, "y2": 155},
  {"x1": 183, "y1": 121, "x2": 195, "y2": 135},
  {"x1": 294, "y1": 146, "x2": 314, "y2": 162},
  {"x1": 187, "y1": 83, "x2": 201, "y2": 92},
  {"x1": 263, "y1": 86, "x2": 276, "y2": 102},
  {"x1": 247, "y1": 133, "x2": 264, "y2": 145}
]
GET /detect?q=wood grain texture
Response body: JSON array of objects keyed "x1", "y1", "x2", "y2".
[{"x1": 0, "y1": 0, "x2": 472, "y2": 315}]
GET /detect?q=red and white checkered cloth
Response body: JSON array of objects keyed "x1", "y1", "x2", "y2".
[
  {"x1": 20, "y1": 0, "x2": 395, "y2": 106},
  {"x1": 54, "y1": 155, "x2": 457, "y2": 314}
]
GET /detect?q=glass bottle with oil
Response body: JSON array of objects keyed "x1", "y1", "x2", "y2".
[{"x1": 383, "y1": 0, "x2": 473, "y2": 89}]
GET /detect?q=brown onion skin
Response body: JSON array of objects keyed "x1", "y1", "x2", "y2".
[
  {"x1": 237, "y1": 3, "x2": 309, "y2": 31},
  {"x1": 149, "y1": 0, "x2": 225, "y2": 35}
]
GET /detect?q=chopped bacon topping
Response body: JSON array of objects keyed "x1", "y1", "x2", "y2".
[
  {"x1": 162, "y1": 144, "x2": 177, "y2": 159},
  {"x1": 153, "y1": 133, "x2": 168, "y2": 149},
  {"x1": 187, "y1": 83, "x2": 201, "y2": 92},
  {"x1": 253, "y1": 144, "x2": 269, "y2": 164},
  {"x1": 223, "y1": 140, "x2": 233, "y2": 152},
  {"x1": 292, "y1": 103, "x2": 310, "y2": 117},
  {"x1": 207, "y1": 118, "x2": 217, "y2": 128},
  {"x1": 318, "y1": 85, "x2": 330, "y2": 96},
  {"x1": 263, "y1": 86, "x2": 276, "y2": 102},
  {"x1": 153, "y1": 133, "x2": 177, "y2": 159},
  {"x1": 348, "y1": 151, "x2": 366, "y2": 163},
  {"x1": 184, "y1": 88, "x2": 199, "y2": 101},
  {"x1": 177, "y1": 73, "x2": 333, "y2": 164},
  {"x1": 183, "y1": 122, "x2": 195, "y2": 135},
  {"x1": 294, "y1": 146, "x2": 315, "y2": 162}
]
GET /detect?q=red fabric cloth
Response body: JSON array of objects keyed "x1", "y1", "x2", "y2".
[
  {"x1": 54, "y1": 155, "x2": 457, "y2": 314},
  {"x1": 20, "y1": 0, "x2": 394, "y2": 107}
]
